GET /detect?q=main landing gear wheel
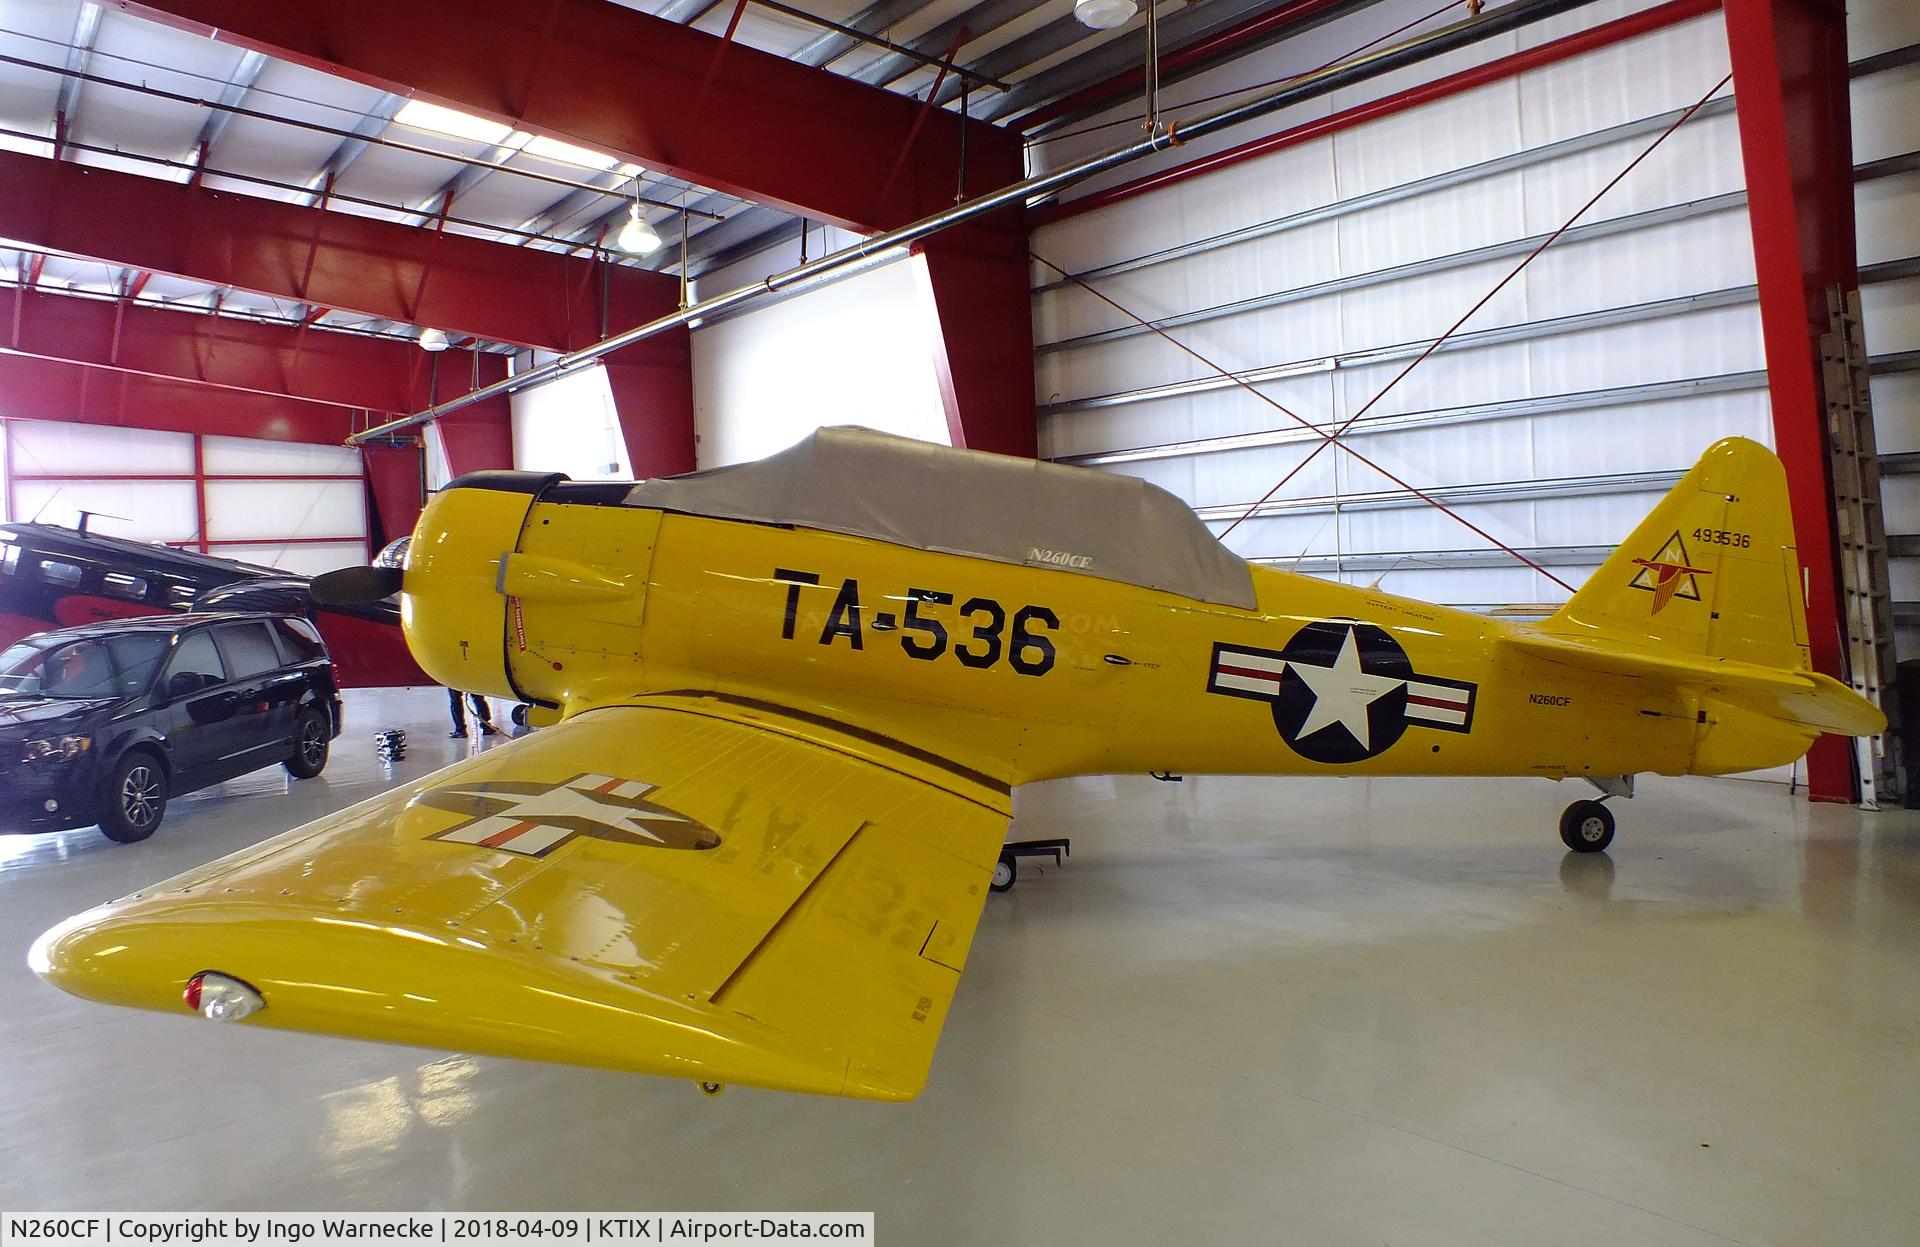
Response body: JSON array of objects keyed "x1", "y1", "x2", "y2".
[
  {"x1": 697, "y1": 1081, "x2": 725, "y2": 1097},
  {"x1": 990, "y1": 855, "x2": 1016, "y2": 893},
  {"x1": 1559, "y1": 800, "x2": 1616, "y2": 854}
]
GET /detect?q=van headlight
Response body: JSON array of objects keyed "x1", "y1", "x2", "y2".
[{"x1": 21, "y1": 735, "x2": 90, "y2": 763}]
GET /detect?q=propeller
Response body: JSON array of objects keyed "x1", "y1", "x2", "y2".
[{"x1": 310, "y1": 565, "x2": 404, "y2": 606}]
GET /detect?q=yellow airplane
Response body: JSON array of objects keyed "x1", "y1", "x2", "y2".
[{"x1": 30, "y1": 428, "x2": 1883, "y2": 1101}]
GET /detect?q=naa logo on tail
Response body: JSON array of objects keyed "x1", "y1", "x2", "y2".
[{"x1": 1629, "y1": 531, "x2": 1712, "y2": 615}]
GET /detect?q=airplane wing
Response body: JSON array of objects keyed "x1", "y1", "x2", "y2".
[
  {"x1": 1509, "y1": 630, "x2": 1885, "y2": 736},
  {"x1": 32, "y1": 693, "x2": 1012, "y2": 1101}
]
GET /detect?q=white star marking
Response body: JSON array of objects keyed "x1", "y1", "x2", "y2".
[
  {"x1": 1286, "y1": 627, "x2": 1407, "y2": 751},
  {"x1": 436, "y1": 782, "x2": 690, "y2": 847}
]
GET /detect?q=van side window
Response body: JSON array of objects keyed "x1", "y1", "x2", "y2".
[
  {"x1": 39, "y1": 559, "x2": 83, "y2": 587},
  {"x1": 215, "y1": 622, "x2": 281, "y2": 680},
  {"x1": 271, "y1": 617, "x2": 326, "y2": 664},
  {"x1": 103, "y1": 572, "x2": 148, "y2": 600},
  {"x1": 107, "y1": 634, "x2": 170, "y2": 695},
  {"x1": 0, "y1": 544, "x2": 18, "y2": 576},
  {"x1": 163, "y1": 631, "x2": 226, "y2": 695}
]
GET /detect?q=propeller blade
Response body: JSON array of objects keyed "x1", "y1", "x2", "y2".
[{"x1": 311, "y1": 565, "x2": 404, "y2": 606}]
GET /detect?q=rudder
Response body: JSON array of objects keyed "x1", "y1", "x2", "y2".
[{"x1": 1545, "y1": 438, "x2": 1810, "y2": 673}]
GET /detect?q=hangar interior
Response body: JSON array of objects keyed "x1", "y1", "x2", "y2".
[{"x1": 1, "y1": 0, "x2": 1918, "y2": 1241}]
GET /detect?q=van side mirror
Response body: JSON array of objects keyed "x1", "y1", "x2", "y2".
[{"x1": 167, "y1": 671, "x2": 201, "y2": 698}]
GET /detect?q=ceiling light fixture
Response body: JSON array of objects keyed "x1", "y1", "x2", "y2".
[
  {"x1": 1074, "y1": 0, "x2": 1137, "y2": 30},
  {"x1": 417, "y1": 326, "x2": 451, "y2": 352},
  {"x1": 618, "y1": 206, "x2": 662, "y2": 255}
]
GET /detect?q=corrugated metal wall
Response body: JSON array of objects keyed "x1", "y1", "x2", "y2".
[{"x1": 1032, "y1": 0, "x2": 1919, "y2": 642}]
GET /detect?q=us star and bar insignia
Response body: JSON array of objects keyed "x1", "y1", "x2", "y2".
[
  {"x1": 411, "y1": 772, "x2": 721, "y2": 858},
  {"x1": 1207, "y1": 619, "x2": 1477, "y2": 764}
]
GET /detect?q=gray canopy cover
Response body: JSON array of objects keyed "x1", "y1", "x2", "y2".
[{"x1": 624, "y1": 426, "x2": 1256, "y2": 610}]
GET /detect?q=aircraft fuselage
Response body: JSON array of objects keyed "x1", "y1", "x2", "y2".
[{"x1": 402, "y1": 484, "x2": 1799, "y2": 789}]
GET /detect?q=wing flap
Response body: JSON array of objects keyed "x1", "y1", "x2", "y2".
[{"x1": 33, "y1": 701, "x2": 1011, "y2": 1100}]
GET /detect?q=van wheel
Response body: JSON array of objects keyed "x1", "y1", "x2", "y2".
[
  {"x1": 284, "y1": 708, "x2": 331, "y2": 779},
  {"x1": 101, "y1": 752, "x2": 168, "y2": 844}
]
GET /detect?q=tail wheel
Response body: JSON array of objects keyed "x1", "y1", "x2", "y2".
[
  {"x1": 990, "y1": 855, "x2": 1017, "y2": 893},
  {"x1": 101, "y1": 752, "x2": 168, "y2": 844},
  {"x1": 284, "y1": 708, "x2": 331, "y2": 779},
  {"x1": 1559, "y1": 800, "x2": 1615, "y2": 854}
]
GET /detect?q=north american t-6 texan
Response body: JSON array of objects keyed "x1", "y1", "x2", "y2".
[{"x1": 32, "y1": 426, "x2": 1884, "y2": 1100}]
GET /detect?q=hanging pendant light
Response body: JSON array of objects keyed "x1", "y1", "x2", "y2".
[
  {"x1": 618, "y1": 204, "x2": 662, "y2": 255},
  {"x1": 1075, "y1": 0, "x2": 1137, "y2": 30},
  {"x1": 417, "y1": 326, "x2": 450, "y2": 352}
]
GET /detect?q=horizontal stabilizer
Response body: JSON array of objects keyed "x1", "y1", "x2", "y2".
[{"x1": 1508, "y1": 630, "x2": 1885, "y2": 736}]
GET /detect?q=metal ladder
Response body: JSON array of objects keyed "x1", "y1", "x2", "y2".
[{"x1": 1822, "y1": 286, "x2": 1901, "y2": 808}]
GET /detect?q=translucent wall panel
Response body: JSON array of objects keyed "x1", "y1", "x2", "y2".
[
  {"x1": 5, "y1": 421, "x2": 193, "y2": 476},
  {"x1": 9, "y1": 479, "x2": 199, "y2": 543},
  {"x1": 201, "y1": 436, "x2": 359, "y2": 476},
  {"x1": 690, "y1": 257, "x2": 950, "y2": 469},
  {"x1": 215, "y1": 541, "x2": 366, "y2": 576},
  {"x1": 203, "y1": 479, "x2": 365, "y2": 543},
  {"x1": 2, "y1": 419, "x2": 368, "y2": 572},
  {"x1": 510, "y1": 363, "x2": 631, "y2": 480},
  {"x1": 424, "y1": 423, "x2": 454, "y2": 491}
]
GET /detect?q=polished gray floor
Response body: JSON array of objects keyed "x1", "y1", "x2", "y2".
[{"x1": 3, "y1": 687, "x2": 1918, "y2": 1243}]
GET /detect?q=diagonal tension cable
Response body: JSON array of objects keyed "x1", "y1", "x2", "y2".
[
  {"x1": 1217, "y1": 70, "x2": 1735, "y2": 546},
  {"x1": 1035, "y1": 250, "x2": 1579, "y2": 590},
  {"x1": 1036, "y1": 68, "x2": 1734, "y2": 592}
]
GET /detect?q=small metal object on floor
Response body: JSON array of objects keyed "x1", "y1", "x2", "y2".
[{"x1": 374, "y1": 727, "x2": 408, "y2": 764}]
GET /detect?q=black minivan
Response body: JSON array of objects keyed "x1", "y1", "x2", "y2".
[{"x1": 0, "y1": 613, "x2": 342, "y2": 843}]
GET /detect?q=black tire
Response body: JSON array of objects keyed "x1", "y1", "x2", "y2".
[
  {"x1": 100, "y1": 751, "x2": 168, "y2": 844},
  {"x1": 990, "y1": 854, "x2": 1017, "y2": 893},
  {"x1": 1559, "y1": 799, "x2": 1615, "y2": 853},
  {"x1": 510, "y1": 703, "x2": 529, "y2": 728},
  {"x1": 284, "y1": 707, "x2": 331, "y2": 779}
]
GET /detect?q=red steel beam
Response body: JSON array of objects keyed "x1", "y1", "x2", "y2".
[
  {"x1": 120, "y1": 0, "x2": 1026, "y2": 460},
  {"x1": 120, "y1": 0, "x2": 1022, "y2": 235},
  {"x1": 0, "y1": 351, "x2": 360, "y2": 445},
  {"x1": 604, "y1": 340, "x2": 699, "y2": 478},
  {"x1": 191, "y1": 433, "x2": 209, "y2": 553},
  {"x1": 362, "y1": 443, "x2": 425, "y2": 548},
  {"x1": 913, "y1": 232, "x2": 1037, "y2": 457},
  {"x1": 5, "y1": 284, "x2": 448, "y2": 413},
  {"x1": 437, "y1": 404, "x2": 516, "y2": 480},
  {"x1": 1724, "y1": 0, "x2": 1857, "y2": 802},
  {"x1": 1033, "y1": 0, "x2": 1724, "y2": 227},
  {"x1": 0, "y1": 150, "x2": 682, "y2": 352}
]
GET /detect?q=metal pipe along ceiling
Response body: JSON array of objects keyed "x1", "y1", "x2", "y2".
[{"x1": 348, "y1": 0, "x2": 1603, "y2": 445}]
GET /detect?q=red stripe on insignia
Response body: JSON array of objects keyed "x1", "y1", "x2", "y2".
[
  {"x1": 480, "y1": 820, "x2": 539, "y2": 847},
  {"x1": 1216, "y1": 664, "x2": 1284, "y2": 681},
  {"x1": 593, "y1": 777, "x2": 624, "y2": 794},
  {"x1": 1407, "y1": 694, "x2": 1467, "y2": 710}
]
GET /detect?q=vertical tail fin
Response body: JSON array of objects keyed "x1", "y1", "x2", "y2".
[{"x1": 1544, "y1": 437, "x2": 1810, "y2": 673}]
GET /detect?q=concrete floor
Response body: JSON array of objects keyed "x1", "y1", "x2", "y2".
[{"x1": 2, "y1": 687, "x2": 1918, "y2": 1243}]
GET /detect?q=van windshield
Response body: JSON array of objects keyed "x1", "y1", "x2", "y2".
[{"x1": 0, "y1": 634, "x2": 171, "y2": 698}]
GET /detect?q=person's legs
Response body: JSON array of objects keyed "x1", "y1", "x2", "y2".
[
  {"x1": 447, "y1": 687, "x2": 468, "y2": 737},
  {"x1": 469, "y1": 693, "x2": 498, "y2": 736}
]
